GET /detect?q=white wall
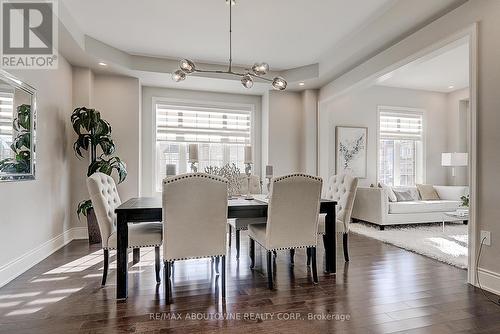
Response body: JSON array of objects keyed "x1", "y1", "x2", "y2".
[
  {"x1": 318, "y1": 0, "x2": 500, "y2": 288},
  {"x1": 141, "y1": 87, "x2": 262, "y2": 196},
  {"x1": 319, "y1": 85, "x2": 450, "y2": 187},
  {"x1": 70, "y1": 70, "x2": 141, "y2": 229},
  {"x1": 301, "y1": 89, "x2": 318, "y2": 175},
  {"x1": 267, "y1": 91, "x2": 303, "y2": 177},
  {"x1": 93, "y1": 75, "x2": 141, "y2": 200},
  {"x1": 446, "y1": 87, "x2": 469, "y2": 185},
  {"x1": 0, "y1": 58, "x2": 73, "y2": 285}
]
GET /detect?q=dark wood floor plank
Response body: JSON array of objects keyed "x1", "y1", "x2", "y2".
[{"x1": 0, "y1": 231, "x2": 499, "y2": 334}]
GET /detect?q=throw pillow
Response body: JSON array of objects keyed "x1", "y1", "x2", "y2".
[
  {"x1": 416, "y1": 184, "x2": 440, "y2": 200},
  {"x1": 393, "y1": 189, "x2": 415, "y2": 202},
  {"x1": 378, "y1": 182, "x2": 397, "y2": 202}
]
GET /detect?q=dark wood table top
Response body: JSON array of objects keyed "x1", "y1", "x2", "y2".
[{"x1": 116, "y1": 196, "x2": 335, "y2": 211}]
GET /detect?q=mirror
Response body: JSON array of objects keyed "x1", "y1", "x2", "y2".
[{"x1": 0, "y1": 69, "x2": 36, "y2": 181}]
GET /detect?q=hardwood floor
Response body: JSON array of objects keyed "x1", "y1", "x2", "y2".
[{"x1": 1, "y1": 232, "x2": 500, "y2": 333}]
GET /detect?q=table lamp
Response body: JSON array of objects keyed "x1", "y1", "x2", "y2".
[
  {"x1": 441, "y1": 152, "x2": 468, "y2": 185},
  {"x1": 244, "y1": 145, "x2": 253, "y2": 200}
]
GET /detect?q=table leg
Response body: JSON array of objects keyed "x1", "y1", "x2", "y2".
[
  {"x1": 116, "y1": 211, "x2": 129, "y2": 300},
  {"x1": 324, "y1": 206, "x2": 336, "y2": 274}
]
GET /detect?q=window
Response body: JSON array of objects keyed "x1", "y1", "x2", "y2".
[
  {"x1": 0, "y1": 91, "x2": 14, "y2": 161},
  {"x1": 154, "y1": 99, "x2": 253, "y2": 192},
  {"x1": 378, "y1": 107, "x2": 424, "y2": 186}
]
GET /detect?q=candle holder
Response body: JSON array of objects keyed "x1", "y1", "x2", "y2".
[
  {"x1": 190, "y1": 161, "x2": 198, "y2": 173},
  {"x1": 244, "y1": 162, "x2": 253, "y2": 200}
]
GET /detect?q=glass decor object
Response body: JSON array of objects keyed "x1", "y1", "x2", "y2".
[
  {"x1": 272, "y1": 77, "x2": 287, "y2": 90},
  {"x1": 172, "y1": 70, "x2": 186, "y2": 82},
  {"x1": 171, "y1": 0, "x2": 287, "y2": 91},
  {"x1": 180, "y1": 59, "x2": 195, "y2": 74},
  {"x1": 241, "y1": 74, "x2": 254, "y2": 89},
  {"x1": 205, "y1": 163, "x2": 241, "y2": 198}
]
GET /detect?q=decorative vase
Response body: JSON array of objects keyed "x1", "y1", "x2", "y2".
[{"x1": 86, "y1": 208, "x2": 102, "y2": 244}]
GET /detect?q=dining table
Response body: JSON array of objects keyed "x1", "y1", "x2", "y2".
[{"x1": 114, "y1": 195, "x2": 337, "y2": 299}]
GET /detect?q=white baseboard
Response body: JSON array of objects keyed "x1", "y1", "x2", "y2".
[
  {"x1": 0, "y1": 227, "x2": 89, "y2": 288},
  {"x1": 477, "y1": 267, "x2": 500, "y2": 296}
]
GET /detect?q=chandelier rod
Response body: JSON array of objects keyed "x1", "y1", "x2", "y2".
[
  {"x1": 195, "y1": 68, "x2": 274, "y2": 82},
  {"x1": 229, "y1": 1, "x2": 233, "y2": 72}
]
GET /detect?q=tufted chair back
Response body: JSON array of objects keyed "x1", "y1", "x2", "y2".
[
  {"x1": 324, "y1": 173, "x2": 358, "y2": 232},
  {"x1": 163, "y1": 173, "x2": 228, "y2": 261},
  {"x1": 86, "y1": 173, "x2": 122, "y2": 248},
  {"x1": 266, "y1": 174, "x2": 322, "y2": 250},
  {"x1": 238, "y1": 174, "x2": 262, "y2": 195}
]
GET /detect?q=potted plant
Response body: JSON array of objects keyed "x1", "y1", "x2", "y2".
[
  {"x1": 0, "y1": 104, "x2": 31, "y2": 173},
  {"x1": 71, "y1": 107, "x2": 127, "y2": 244}
]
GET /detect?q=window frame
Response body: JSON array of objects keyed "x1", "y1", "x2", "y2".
[
  {"x1": 152, "y1": 97, "x2": 256, "y2": 194},
  {"x1": 376, "y1": 106, "x2": 426, "y2": 186}
]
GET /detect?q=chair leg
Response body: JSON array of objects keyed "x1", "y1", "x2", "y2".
[
  {"x1": 267, "y1": 251, "x2": 273, "y2": 290},
  {"x1": 132, "y1": 248, "x2": 140, "y2": 265},
  {"x1": 343, "y1": 233, "x2": 350, "y2": 262},
  {"x1": 215, "y1": 256, "x2": 220, "y2": 275},
  {"x1": 249, "y1": 237, "x2": 255, "y2": 269},
  {"x1": 221, "y1": 255, "x2": 226, "y2": 299},
  {"x1": 101, "y1": 249, "x2": 109, "y2": 286},
  {"x1": 310, "y1": 247, "x2": 318, "y2": 284},
  {"x1": 306, "y1": 248, "x2": 311, "y2": 266},
  {"x1": 228, "y1": 225, "x2": 232, "y2": 247},
  {"x1": 164, "y1": 261, "x2": 171, "y2": 304},
  {"x1": 235, "y1": 229, "x2": 240, "y2": 259},
  {"x1": 289, "y1": 249, "x2": 295, "y2": 265},
  {"x1": 155, "y1": 246, "x2": 161, "y2": 283}
]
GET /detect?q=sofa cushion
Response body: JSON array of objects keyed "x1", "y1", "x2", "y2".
[
  {"x1": 393, "y1": 189, "x2": 415, "y2": 202},
  {"x1": 416, "y1": 184, "x2": 440, "y2": 200},
  {"x1": 392, "y1": 187, "x2": 420, "y2": 200},
  {"x1": 388, "y1": 200, "x2": 461, "y2": 214}
]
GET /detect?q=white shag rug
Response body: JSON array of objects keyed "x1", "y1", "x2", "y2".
[{"x1": 350, "y1": 222, "x2": 468, "y2": 268}]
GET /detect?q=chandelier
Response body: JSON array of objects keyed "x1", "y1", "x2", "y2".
[{"x1": 171, "y1": 0, "x2": 287, "y2": 90}]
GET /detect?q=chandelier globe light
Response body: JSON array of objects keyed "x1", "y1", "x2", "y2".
[{"x1": 172, "y1": 0, "x2": 287, "y2": 90}]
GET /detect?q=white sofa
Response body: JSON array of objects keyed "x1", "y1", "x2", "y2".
[{"x1": 351, "y1": 185, "x2": 469, "y2": 230}]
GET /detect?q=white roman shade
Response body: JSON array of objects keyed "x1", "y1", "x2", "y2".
[
  {"x1": 379, "y1": 109, "x2": 423, "y2": 140},
  {"x1": 155, "y1": 101, "x2": 252, "y2": 145},
  {"x1": 0, "y1": 92, "x2": 13, "y2": 137}
]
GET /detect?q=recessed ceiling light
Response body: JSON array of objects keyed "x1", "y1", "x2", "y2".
[
  {"x1": 299, "y1": 82, "x2": 305, "y2": 86},
  {"x1": 98, "y1": 62, "x2": 107, "y2": 66},
  {"x1": 448, "y1": 85, "x2": 454, "y2": 89}
]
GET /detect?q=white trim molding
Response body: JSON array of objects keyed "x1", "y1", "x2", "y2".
[
  {"x1": 0, "y1": 227, "x2": 88, "y2": 288},
  {"x1": 477, "y1": 267, "x2": 500, "y2": 297}
]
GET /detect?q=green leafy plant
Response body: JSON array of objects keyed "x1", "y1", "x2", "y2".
[
  {"x1": 460, "y1": 194, "x2": 470, "y2": 208},
  {"x1": 71, "y1": 107, "x2": 127, "y2": 219},
  {"x1": 0, "y1": 104, "x2": 31, "y2": 173}
]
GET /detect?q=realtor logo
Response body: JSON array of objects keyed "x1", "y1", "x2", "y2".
[{"x1": 1, "y1": 0, "x2": 58, "y2": 69}]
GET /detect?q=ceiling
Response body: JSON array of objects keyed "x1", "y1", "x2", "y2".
[
  {"x1": 376, "y1": 40, "x2": 469, "y2": 93},
  {"x1": 57, "y1": 0, "x2": 468, "y2": 93},
  {"x1": 61, "y1": 0, "x2": 395, "y2": 70}
]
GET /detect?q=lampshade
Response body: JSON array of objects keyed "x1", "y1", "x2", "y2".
[{"x1": 441, "y1": 153, "x2": 468, "y2": 167}]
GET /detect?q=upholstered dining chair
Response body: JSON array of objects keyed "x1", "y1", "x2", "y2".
[
  {"x1": 317, "y1": 173, "x2": 358, "y2": 262},
  {"x1": 86, "y1": 173, "x2": 163, "y2": 286},
  {"x1": 227, "y1": 174, "x2": 263, "y2": 259},
  {"x1": 248, "y1": 174, "x2": 322, "y2": 290},
  {"x1": 162, "y1": 173, "x2": 228, "y2": 303}
]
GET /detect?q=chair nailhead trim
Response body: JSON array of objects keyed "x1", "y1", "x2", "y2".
[
  {"x1": 164, "y1": 254, "x2": 225, "y2": 262},
  {"x1": 163, "y1": 172, "x2": 228, "y2": 185},
  {"x1": 105, "y1": 243, "x2": 162, "y2": 250},
  {"x1": 249, "y1": 237, "x2": 316, "y2": 251}
]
